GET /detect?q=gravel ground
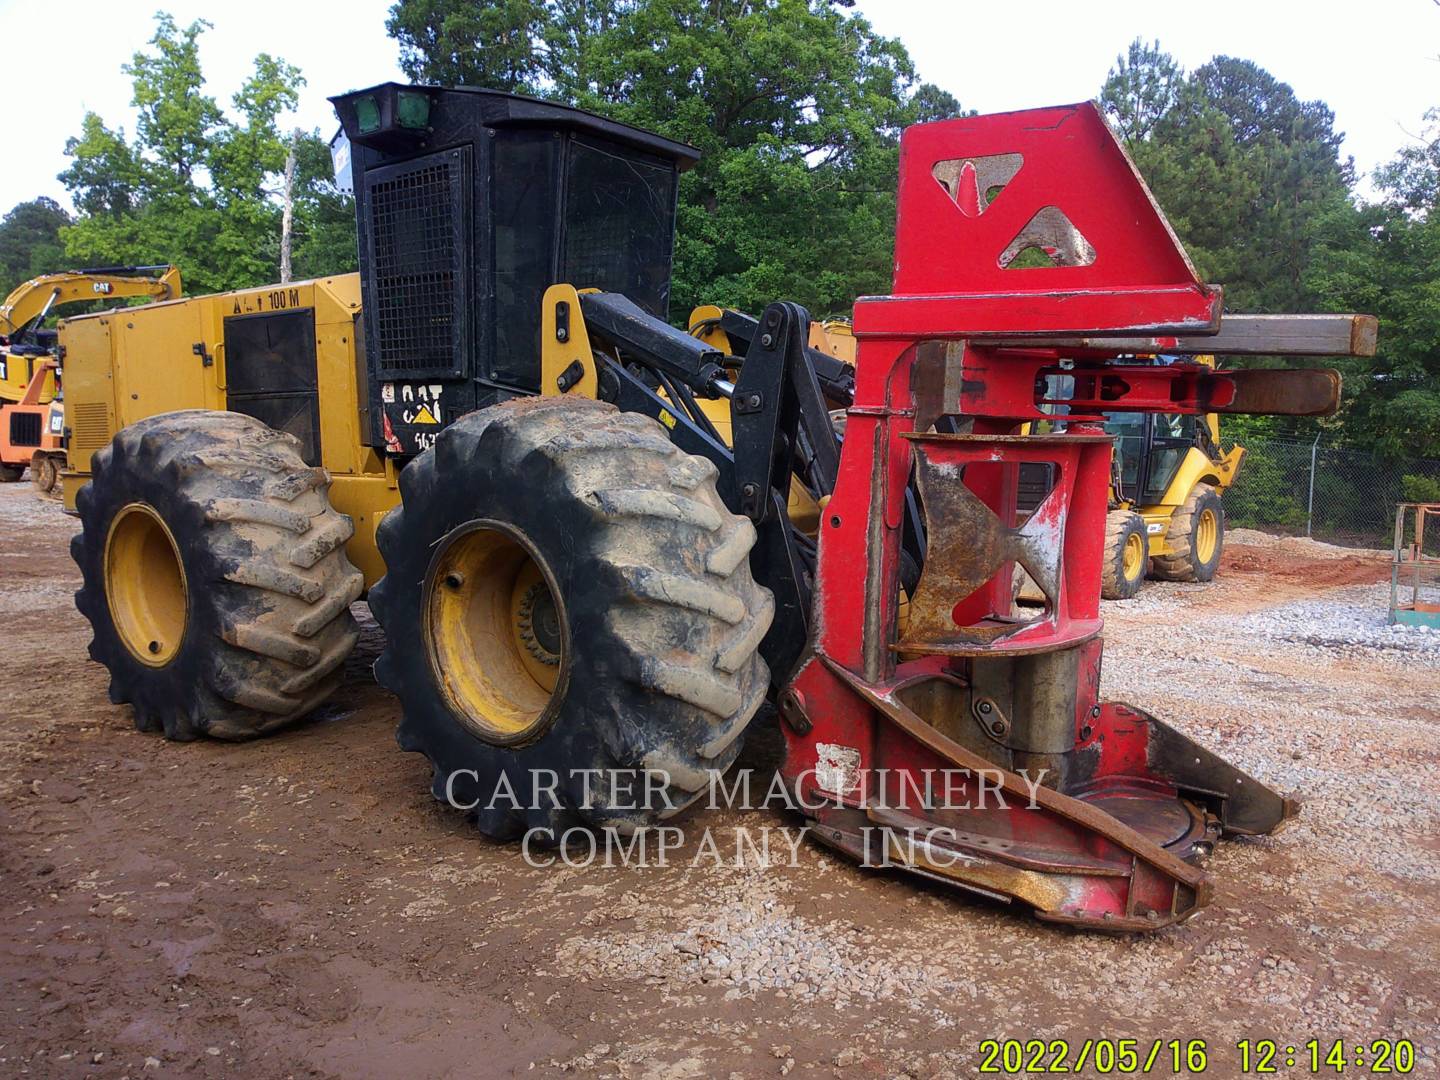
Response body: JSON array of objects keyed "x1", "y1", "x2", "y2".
[{"x1": 1, "y1": 484, "x2": 1437, "y2": 1078}]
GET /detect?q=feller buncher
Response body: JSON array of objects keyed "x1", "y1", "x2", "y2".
[
  {"x1": 60, "y1": 85, "x2": 1375, "y2": 929},
  {"x1": 0, "y1": 266, "x2": 180, "y2": 491}
]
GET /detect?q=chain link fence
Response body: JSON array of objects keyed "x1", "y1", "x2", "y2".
[{"x1": 1222, "y1": 437, "x2": 1440, "y2": 550}]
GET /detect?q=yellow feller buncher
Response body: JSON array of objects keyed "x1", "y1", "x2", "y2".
[{"x1": 56, "y1": 85, "x2": 1372, "y2": 928}]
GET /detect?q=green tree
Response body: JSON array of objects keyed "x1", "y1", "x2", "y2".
[
  {"x1": 58, "y1": 13, "x2": 324, "y2": 293},
  {"x1": 1308, "y1": 113, "x2": 1440, "y2": 460},
  {"x1": 0, "y1": 198, "x2": 73, "y2": 296},
  {"x1": 1100, "y1": 43, "x2": 1351, "y2": 315},
  {"x1": 388, "y1": 0, "x2": 549, "y2": 91},
  {"x1": 385, "y1": 0, "x2": 962, "y2": 317},
  {"x1": 289, "y1": 133, "x2": 359, "y2": 280},
  {"x1": 1100, "y1": 38, "x2": 1182, "y2": 144}
]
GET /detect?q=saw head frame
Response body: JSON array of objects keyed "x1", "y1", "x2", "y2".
[{"x1": 778, "y1": 102, "x2": 1359, "y2": 929}]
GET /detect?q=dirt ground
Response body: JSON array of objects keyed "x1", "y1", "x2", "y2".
[{"x1": 2, "y1": 484, "x2": 1437, "y2": 1079}]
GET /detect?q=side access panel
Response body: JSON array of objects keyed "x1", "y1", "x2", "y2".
[
  {"x1": 58, "y1": 316, "x2": 118, "y2": 475},
  {"x1": 113, "y1": 302, "x2": 213, "y2": 422},
  {"x1": 222, "y1": 309, "x2": 322, "y2": 467}
]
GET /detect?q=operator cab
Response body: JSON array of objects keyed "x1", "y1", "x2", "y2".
[
  {"x1": 1104, "y1": 409, "x2": 1200, "y2": 507},
  {"x1": 330, "y1": 82, "x2": 700, "y2": 453}
]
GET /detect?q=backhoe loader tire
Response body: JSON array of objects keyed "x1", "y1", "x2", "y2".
[
  {"x1": 31, "y1": 452, "x2": 59, "y2": 495},
  {"x1": 1101, "y1": 509, "x2": 1148, "y2": 600},
  {"x1": 72, "y1": 411, "x2": 363, "y2": 740},
  {"x1": 0, "y1": 463, "x2": 23, "y2": 483},
  {"x1": 1151, "y1": 482, "x2": 1224, "y2": 583},
  {"x1": 370, "y1": 396, "x2": 773, "y2": 840}
]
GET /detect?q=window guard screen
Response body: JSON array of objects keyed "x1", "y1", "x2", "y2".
[{"x1": 364, "y1": 146, "x2": 470, "y2": 378}]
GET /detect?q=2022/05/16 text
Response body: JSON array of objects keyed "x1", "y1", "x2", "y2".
[{"x1": 976, "y1": 1037, "x2": 1418, "y2": 1074}]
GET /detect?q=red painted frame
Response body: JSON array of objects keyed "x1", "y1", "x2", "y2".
[{"x1": 774, "y1": 102, "x2": 1292, "y2": 928}]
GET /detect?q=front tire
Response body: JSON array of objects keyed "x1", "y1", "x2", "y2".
[
  {"x1": 1101, "y1": 509, "x2": 1147, "y2": 600},
  {"x1": 370, "y1": 396, "x2": 773, "y2": 839},
  {"x1": 31, "y1": 451, "x2": 59, "y2": 495},
  {"x1": 1151, "y1": 483, "x2": 1224, "y2": 583},
  {"x1": 72, "y1": 411, "x2": 364, "y2": 740}
]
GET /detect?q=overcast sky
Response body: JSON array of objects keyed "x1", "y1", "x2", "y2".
[{"x1": 0, "y1": 0, "x2": 1436, "y2": 214}]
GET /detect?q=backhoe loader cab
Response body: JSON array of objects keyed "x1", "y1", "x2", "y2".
[
  {"x1": 1021, "y1": 358, "x2": 1245, "y2": 599},
  {"x1": 1089, "y1": 355, "x2": 1244, "y2": 598},
  {"x1": 329, "y1": 83, "x2": 699, "y2": 452}
]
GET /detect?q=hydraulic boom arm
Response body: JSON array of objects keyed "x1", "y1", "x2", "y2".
[{"x1": 0, "y1": 265, "x2": 182, "y2": 341}]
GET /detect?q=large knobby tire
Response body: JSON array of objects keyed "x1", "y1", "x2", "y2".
[
  {"x1": 72, "y1": 411, "x2": 364, "y2": 740},
  {"x1": 369, "y1": 396, "x2": 774, "y2": 840},
  {"x1": 0, "y1": 462, "x2": 23, "y2": 483},
  {"x1": 1100, "y1": 509, "x2": 1148, "y2": 600},
  {"x1": 1151, "y1": 482, "x2": 1225, "y2": 583}
]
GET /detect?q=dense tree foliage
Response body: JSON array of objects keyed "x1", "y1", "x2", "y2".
[
  {"x1": 1308, "y1": 111, "x2": 1440, "y2": 459},
  {"x1": 1101, "y1": 42, "x2": 1352, "y2": 314},
  {"x1": 0, "y1": 199, "x2": 72, "y2": 297},
  {"x1": 53, "y1": 14, "x2": 354, "y2": 295},
  {"x1": 1099, "y1": 38, "x2": 1440, "y2": 458},
  {"x1": 0, "y1": 11, "x2": 1432, "y2": 462}
]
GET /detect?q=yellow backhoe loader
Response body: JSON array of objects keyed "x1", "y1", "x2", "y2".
[
  {"x1": 1099, "y1": 389, "x2": 1244, "y2": 599},
  {"x1": 1017, "y1": 357, "x2": 1244, "y2": 600}
]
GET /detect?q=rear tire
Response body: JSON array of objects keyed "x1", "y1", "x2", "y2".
[
  {"x1": 1101, "y1": 509, "x2": 1147, "y2": 600},
  {"x1": 1151, "y1": 483, "x2": 1224, "y2": 583},
  {"x1": 0, "y1": 463, "x2": 23, "y2": 483},
  {"x1": 30, "y1": 452, "x2": 58, "y2": 495},
  {"x1": 370, "y1": 396, "x2": 773, "y2": 840},
  {"x1": 72, "y1": 411, "x2": 363, "y2": 740}
]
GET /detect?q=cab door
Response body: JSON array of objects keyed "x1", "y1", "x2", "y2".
[{"x1": 1141, "y1": 413, "x2": 1198, "y2": 505}]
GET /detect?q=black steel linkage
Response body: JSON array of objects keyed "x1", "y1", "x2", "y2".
[
  {"x1": 579, "y1": 292, "x2": 730, "y2": 393},
  {"x1": 749, "y1": 487, "x2": 813, "y2": 685},
  {"x1": 730, "y1": 302, "x2": 808, "y2": 523},
  {"x1": 717, "y1": 308, "x2": 855, "y2": 407},
  {"x1": 785, "y1": 328, "x2": 841, "y2": 499},
  {"x1": 596, "y1": 360, "x2": 737, "y2": 497},
  {"x1": 653, "y1": 365, "x2": 725, "y2": 446}
]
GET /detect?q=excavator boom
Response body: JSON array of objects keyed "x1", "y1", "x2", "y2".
[
  {"x1": 0, "y1": 265, "x2": 181, "y2": 338},
  {"x1": 0, "y1": 265, "x2": 181, "y2": 407}
]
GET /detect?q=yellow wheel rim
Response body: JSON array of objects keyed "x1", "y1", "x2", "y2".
[
  {"x1": 1122, "y1": 530, "x2": 1145, "y2": 581},
  {"x1": 1195, "y1": 507, "x2": 1219, "y2": 564},
  {"x1": 424, "y1": 521, "x2": 565, "y2": 745},
  {"x1": 104, "y1": 503, "x2": 188, "y2": 667}
]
